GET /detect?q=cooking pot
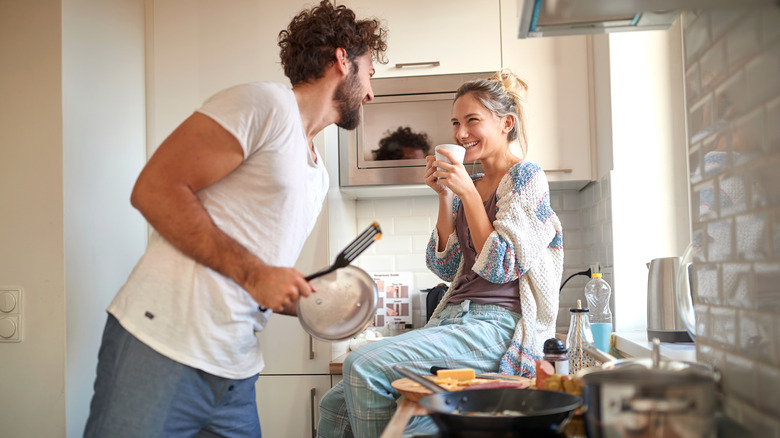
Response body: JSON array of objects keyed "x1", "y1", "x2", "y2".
[
  {"x1": 297, "y1": 265, "x2": 378, "y2": 341},
  {"x1": 394, "y1": 366, "x2": 582, "y2": 437},
  {"x1": 579, "y1": 341, "x2": 720, "y2": 438}
]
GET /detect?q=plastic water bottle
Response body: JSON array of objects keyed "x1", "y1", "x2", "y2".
[{"x1": 585, "y1": 273, "x2": 612, "y2": 353}]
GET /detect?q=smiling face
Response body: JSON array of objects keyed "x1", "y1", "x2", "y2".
[
  {"x1": 334, "y1": 52, "x2": 376, "y2": 130},
  {"x1": 450, "y1": 92, "x2": 513, "y2": 162}
]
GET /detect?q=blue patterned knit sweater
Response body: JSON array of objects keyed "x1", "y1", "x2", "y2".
[{"x1": 425, "y1": 161, "x2": 563, "y2": 377}]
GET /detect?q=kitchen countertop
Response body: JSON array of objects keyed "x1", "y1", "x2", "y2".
[
  {"x1": 329, "y1": 352, "x2": 348, "y2": 375},
  {"x1": 613, "y1": 330, "x2": 696, "y2": 362},
  {"x1": 331, "y1": 336, "x2": 751, "y2": 438},
  {"x1": 331, "y1": 331, "x2": 697, "y2": 374},
  {"x1": 330, "y1": 333, "x2": 570, "y2": 375}
]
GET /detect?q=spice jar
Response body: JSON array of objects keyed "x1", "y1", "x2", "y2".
[{"x1": 543, "y1": 337, "x2": 570, "y2": 375}]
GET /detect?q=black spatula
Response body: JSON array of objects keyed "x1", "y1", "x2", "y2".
[{"x1": 305, "y1": 222, "x2": 382, "y2": 281}]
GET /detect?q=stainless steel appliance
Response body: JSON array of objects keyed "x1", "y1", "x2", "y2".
[
  {"x1": 516, "y1": 0, "x2": 775, "y2": 39},
  {"x1": 580, "y1": 340, "x2": 720, "y2": 438},
  {"x1": 647, "y1": 256, "x2": 693, "y2": 342},
  {"x1": 339, "y1": 72, "x2": 489, "y2": 192}
]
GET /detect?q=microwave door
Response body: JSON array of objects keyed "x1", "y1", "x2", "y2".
[
  {"x1": 339, "y1": 71, "x2": 490, "y2": 189},
  {"x1": 357, "y1": 93, "x2": 455, "y2": 170}
]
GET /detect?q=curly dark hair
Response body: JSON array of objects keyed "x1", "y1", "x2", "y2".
[
  {"x1": 278, "y1": 1, "x2": 388, "y2": 86},
  {"x1": 373, "y1": 126, "x2": 432, "y2": 160}
]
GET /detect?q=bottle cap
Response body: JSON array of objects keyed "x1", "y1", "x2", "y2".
[
  {"x1": 592, "y1": 273, "x2": 602, "y2": 278},
  {"x1": 543, "y1": 337, "x2": 567, "y2": 354}
]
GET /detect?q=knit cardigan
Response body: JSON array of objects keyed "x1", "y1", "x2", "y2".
[{"x1": 425, "y1": 160, "x2": 563, "y2": 377}]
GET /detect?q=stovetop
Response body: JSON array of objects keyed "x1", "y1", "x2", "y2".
[
  {"x1": 408, "y1": 415, "x2": 753, "y2": 438},
  {"x1": 408, "y1": 416, "x2": 586, "y2": 438}
]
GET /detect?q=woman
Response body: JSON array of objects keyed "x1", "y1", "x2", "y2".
[{"x1": 317, "y1": 69, "x2": 563, "y2": 437}]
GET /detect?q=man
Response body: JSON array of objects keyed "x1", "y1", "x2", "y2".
[{"x1": 84, "y1": 2, "x2": 387, "y2": 437}]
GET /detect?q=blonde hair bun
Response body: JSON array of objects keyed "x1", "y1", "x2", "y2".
[
  {"x1": 489, "y1": 69, "x2": 528, "y2": 107},
  {"x1": 454, "y1": 68, "x2": 530, "y2": 157}
]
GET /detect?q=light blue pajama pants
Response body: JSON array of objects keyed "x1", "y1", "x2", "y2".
[{"x1": 317, "y1": 301, "x2": 521, "y2": 438}]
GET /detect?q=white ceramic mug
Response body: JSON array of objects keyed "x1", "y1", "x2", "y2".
[{"x1": 434, "y1": 144, "x2": 466, "y2": 171}]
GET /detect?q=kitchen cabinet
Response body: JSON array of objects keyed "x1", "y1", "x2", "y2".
[
  {"x1": 254, "y1": 200, "x2": 333, "y2": 435},
  {"x1": 255, "y1": 206, "x2": 331, "y2": 375},
  {"x1": 147, "y1": 0, "x2": 304, "y2": 149},
  {"x1": 256, "y1": 375, "x2": 332, "y2": 438},
  {"x1": 255, "y1": 312, "x2": 332, "y2": 375},
  {"x1": 338, "y1": 0, "x2": 501, "y2": 78},
  {"x1": 500, "y1": 0, "x2": 594, "y2": 188}
]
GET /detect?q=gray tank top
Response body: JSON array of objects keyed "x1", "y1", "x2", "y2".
[{"x1": 447, "y1": 190, "x2": 522, "y2": 314}]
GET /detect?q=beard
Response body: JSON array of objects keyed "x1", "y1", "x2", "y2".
[{"x1": 334, "y1": 69, "x2": 363, "y2": 130}]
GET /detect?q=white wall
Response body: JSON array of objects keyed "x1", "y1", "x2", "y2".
[
  {"x1": 0, "y1": 1, "x2": 66, "y2": 437},
  {"x1": 608, "y1": 20, "x2": 691, "y2": 332},
  {"x1": 62, "y1": 0, "x2": 148, "y2": 436},
  {"x1": 0, "y1": 1, "x2": 147, "y2": 437}
]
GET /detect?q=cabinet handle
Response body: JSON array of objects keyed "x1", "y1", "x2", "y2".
[
  {"x1": 544, "y1": 169, "x2": 573, "y2": 173},
  {"x1": 309, "y1": 335, "x2": 315, "y2": 360},
  {"x1": 395, "y1": 61, "x2": 440, "y2": 68},
  {"x1": 310, "y1": 388, "x2": 317, "y2": 438}
]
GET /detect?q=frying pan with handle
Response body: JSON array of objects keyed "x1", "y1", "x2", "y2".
[{"x1": 393, "y1": 366, "x2": 582, "y2": 438}]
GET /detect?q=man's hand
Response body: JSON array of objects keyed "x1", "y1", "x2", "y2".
[{"x1": 244, "y1": 264, "x2": 313, "y2": 313}]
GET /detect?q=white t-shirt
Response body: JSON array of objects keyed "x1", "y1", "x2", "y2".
[{"x1": 108, "y1": 82, "x2": 328, "y2": 379}]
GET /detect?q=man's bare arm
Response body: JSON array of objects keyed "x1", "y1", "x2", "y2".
[{"x1": 131, "y1": 112, "x2": 311, "y2": 311}]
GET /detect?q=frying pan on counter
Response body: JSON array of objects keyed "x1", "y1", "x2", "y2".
[{"x1": 394, "y1": 366, "x2": 582, "y2": 438}]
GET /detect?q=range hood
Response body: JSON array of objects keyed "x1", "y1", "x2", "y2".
[{"x1": 517, "y1": 0, "x2": 776, "y2": 38}]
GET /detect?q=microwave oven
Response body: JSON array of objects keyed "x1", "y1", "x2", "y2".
[{"x1": 338, "y1": 72, "x2": 491, "y2": 194}]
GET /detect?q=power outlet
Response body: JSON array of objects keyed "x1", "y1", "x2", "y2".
[{"x1": 0, "y1": 287, "x2": 22, "y2": 342}]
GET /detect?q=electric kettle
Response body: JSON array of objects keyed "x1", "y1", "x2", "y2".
[{"x1": 646, "y1": 247, "x2": 694, "y2": 342}]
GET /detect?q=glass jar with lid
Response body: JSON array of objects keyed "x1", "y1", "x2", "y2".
[{"x1": 566, "y1": 300, "x2": 597, "y2": 373}]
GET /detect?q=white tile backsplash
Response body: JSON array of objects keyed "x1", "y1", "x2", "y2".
[
  {"x1": 764, "y1": 8, "x2": 780, "y2": 44},
  {"x1": 711, "y1": 9, "x2": 742, "y2": 41},
  {"x1": 355, "y1": 174, "x2": 614, "y2": 334},
  {"x1": 726, "y1": 14, "x2": 761, "y2": 67},
  {"x1": 683, "y1": 6, "x2": 780, "y2": 433},
  {"x1": 394, "y1": 216, "x2": 432, "y2": 235},
  {"x1": 374, "y1": 198, "x2": 412, "y2": 217},
  {"x1": 724, "y1": 353, "x2": 759, "y2": 405},
  {"x1": 757, "y1": 363, "x2": 780, "y2": 418}
]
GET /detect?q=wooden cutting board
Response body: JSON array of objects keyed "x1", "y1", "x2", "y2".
[{"x1": 391, "y1": 374, "x2": 532, "y2": 403}]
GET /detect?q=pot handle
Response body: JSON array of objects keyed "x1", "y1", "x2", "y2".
[
  {"x1": 622, "y1": 397, "x2": 694, "y2": 415},
  {"x1": 393, "y1": 365, "x2": 448, "y2": 394}
]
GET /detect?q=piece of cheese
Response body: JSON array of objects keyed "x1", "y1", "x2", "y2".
[{"x1": 435, "y1": 368, "x2": 476, "y2": 381}]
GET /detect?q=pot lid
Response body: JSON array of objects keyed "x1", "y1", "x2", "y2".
[{"x1": 297, "y1": 265, "x2": 378, "y2": 342}]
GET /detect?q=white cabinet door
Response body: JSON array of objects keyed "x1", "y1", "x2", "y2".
[
  {"x1": 148, "y1": 0, "x2": 305, "y2": 150},
  {"x1": 340, "y1": 0, "x2": 501, "y2": 78},
  {"x1": 257, "y1": 202, "x2": 332, "y2": 375},
  {"x1": 256, "y1": 375, "x2": 332, "y2": 438},
  {"x1": 500, "y1": 0, "x2": 594, "y2": 188},
  {"x1": 256, "y1": 314, "x2": 332, "y2": 375}
]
